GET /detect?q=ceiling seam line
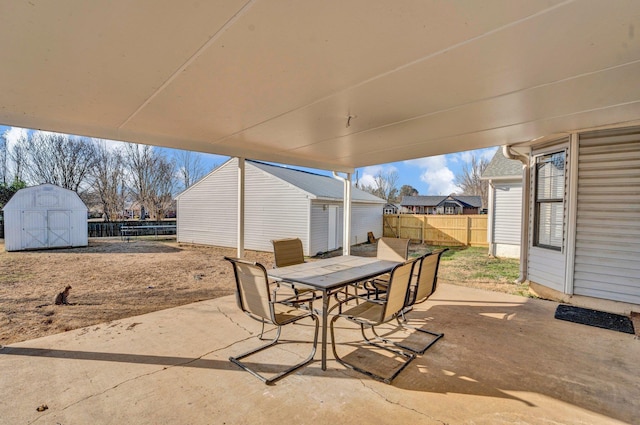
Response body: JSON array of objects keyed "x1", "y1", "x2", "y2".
[
  {"x1": 337, "y1": 99, "x2": 640, "y2": 162},
  {"x1": 117, "y1": 0, "x2": 258, "y2": 131},
  {"x1": 281, "y1": 58, "x2": 640, "y2": 152},
  {"x1": 207, "y1": 0, "x2": 578, "y2": 146}
]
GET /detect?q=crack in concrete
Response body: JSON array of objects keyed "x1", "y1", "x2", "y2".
[
  {"x1": 216, "y1": 306, "x2": 260, "y2": 336},
  {"x1": 27, "y1": 310, "x2": 265, "y2": 423},
  {"x1": 359, "y1": 380, "x2": 449, "y2": 425}
]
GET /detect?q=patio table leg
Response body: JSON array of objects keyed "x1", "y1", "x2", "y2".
[{"x1": 321, "y1": 289, "x2": 329, "y2": 370}]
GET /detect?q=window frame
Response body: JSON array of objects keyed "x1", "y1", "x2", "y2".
[{"x1": 533, "y1": 149, "x2": 566, "y2": 251}]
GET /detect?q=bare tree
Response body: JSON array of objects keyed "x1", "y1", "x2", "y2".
[
  {"x1": 454, "y1": 154, "x2": 490, "y2": 208},
  {"x1": 24, "y1": 132, "x2": 96, "y2": 191},
  {"x1": 125, "y1": 143, "x2": 175, "y2": 220},
  {"x1": 175, "y1": 150, "x2": 207, "y2": 190},
  {"x1": 9, "y1": 134, "x2": 28, "y2": 184},
  {"x1": 361, "y1": 169, "x2": 400, "y2": 202},
  {"x1": 0, "y1": 134, "x2": 7, "y2": 186},
  {"x1": 88, "y1": 141, "x2": 127, "y2": 221}
]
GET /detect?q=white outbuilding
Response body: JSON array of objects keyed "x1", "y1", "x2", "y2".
[
  {"x1": 176, "y1": 158, "x2": 386, "y2": 256},
  {"x1": 3, "y1": 184, "x2": 88, "y2": 251},
  {"x1": 481, "y1": 149, "x2": 524, "y2": 259}
]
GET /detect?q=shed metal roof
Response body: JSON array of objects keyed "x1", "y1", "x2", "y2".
[{"x1": 249, "y1": 160, "x2": 385, "y2": 203}]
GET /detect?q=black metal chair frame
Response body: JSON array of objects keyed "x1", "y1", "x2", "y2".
[
  {"x1": 225, "y1": 257, "x2": 319, "y2": 385},
  {"x1": 329, "y1": 260, "x2": 417, "y2": 384},
  {"x1": 384, "y1": 249, "x2": 448, "y2": 354}
]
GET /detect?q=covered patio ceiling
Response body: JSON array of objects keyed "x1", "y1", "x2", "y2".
[{"x1": 1, "y1": 1, "x2": 640, "y2": 172}]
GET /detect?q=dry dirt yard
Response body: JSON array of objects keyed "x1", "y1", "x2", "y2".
[{"x1": 0, "y1": 237, "x2": 522, "y2": 346}]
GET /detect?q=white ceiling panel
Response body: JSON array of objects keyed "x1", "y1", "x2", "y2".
[{"x1": 1, "y1": 0, "x2": 639, "y2": 172}]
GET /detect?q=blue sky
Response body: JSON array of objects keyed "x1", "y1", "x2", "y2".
[{"x1": 1, "y1": 125, "x2": 498, "y2": 195}]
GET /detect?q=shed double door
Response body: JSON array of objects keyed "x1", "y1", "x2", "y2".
[{"x1": 21, "y1": 210, "x2": 72, "y2": 250}]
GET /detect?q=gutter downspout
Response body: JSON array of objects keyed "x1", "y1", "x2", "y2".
[
  {"x1": 332, "y1": 171, "x2": 352, "y2": 255},
  {"x1": 487, "y1": 178, "x2": 496, "y2": 256},
  {"x1": 503, "y1": 145, "x2": 529, "y2": 284},
  {"x1": 237, "y1": 157, "x2": 245, "y2": 258}
]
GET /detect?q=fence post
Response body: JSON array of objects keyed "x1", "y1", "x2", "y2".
[{"x1": 466, "y1": 216, "x2": 471, "y2": 246}]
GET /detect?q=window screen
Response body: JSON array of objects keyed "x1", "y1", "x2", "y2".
[{"x1": 534, "y1": 151, "x2": 565, "y2": 250}]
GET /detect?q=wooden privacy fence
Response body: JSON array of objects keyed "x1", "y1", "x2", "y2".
[{"x1": 383, "y1": 214, "x2": 488, "y2": 247}]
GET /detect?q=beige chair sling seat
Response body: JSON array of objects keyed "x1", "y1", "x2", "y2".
[
  {"x1": 330, "y1": 260, "x2": 417, "y2": 384},
  {"x1": 361, "y1": 237, "x2": 410, "y2": 298},
  {"x1": 225, "y1": 257, "x2": 319, "y2": 385},
  {"x1": 271, "y1": 238, "x2": 321, "y2": 304}
]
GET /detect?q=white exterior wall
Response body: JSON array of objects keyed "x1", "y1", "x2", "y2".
[
  {"x1": 309, "y1": 201, "x2": 382, "y2": 255},
  {"x1": 309, "y1": 201, "x2": 341, "y2": 255},
  {"x1": 491, "y1": 181, "x2": 522, "y2": 258},
  {"x1": 177, "y1": 160, "x2": 238, "y2": 247},
  {"x1": 178, "y1": 158, "x2": 384, "y2": 256},
  {"x1": 526, "y1": 126, "x2": 640, "y2": 307},
  {"x1": 350, "y1": 203, "x2": 383, "y2": 245},
  {"x1": 527, "y1": 141, "x2": 569, "y2": 292},
  {"x1": 244, "y1": 164, "x2": 311, "y2": 254},
  {"x1": 573, "y1": 128, "x2": 640, "y2": 304},
  {"x1": 177, "y1": 158, "x2": 311, "y2": 254},
  {"x1": 3, "y1": 184, "x2": 87, "y2": 251}
]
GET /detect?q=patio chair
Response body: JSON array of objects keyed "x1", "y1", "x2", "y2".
[
  {"x1": 271, "y1": 237, "x2": 306, "y2": 267},
  {"x1": 271, "y1": 238, "x2": 321, "y2": 304},
  {"x1": 362, "y1": 237, "x2": 410, "y2": 298},
  {"x1": 330, "y1": 259, "x2": 417, "y2": 384},
  {"x1": 224, "y1": 257, "x2": 319, "y2": 384},
  {"x1": 371, "y1": 248, "x2": 449, "y2": 354}
]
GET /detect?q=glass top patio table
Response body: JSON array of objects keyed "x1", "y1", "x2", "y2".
[{"x1": 267, "y1": 255, "x2": 400, "y2": 370}]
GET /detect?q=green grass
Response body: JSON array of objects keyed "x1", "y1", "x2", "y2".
[{"x1": 418, "y1": 245, "x2": 529, "y2": 297}]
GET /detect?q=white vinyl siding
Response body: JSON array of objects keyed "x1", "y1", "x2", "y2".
[
  {"x1": 350, "y1": 203, "x2": 383, "y2": 246},
  {"x1": 310, "y1": 202, "x2": 382, "y2": 254},
  {"x1": 244, "y1": 165, "x2": 310, "y2": 254},
  {"x1": 309, "y1": 202, "x2": 330, "y2": 255},
  {"x1": 177, "y1": 158, "x2": 385, "y2": 256},
  {"x1": 177, "y1": 160, "x2": 238, "y2": 247},
  {"x1": 177, "y1": 159, "x2": 310, "y2": 253},
  {"x1": 493, "y1": 182, "x2": 522, "y2": 245},
  {"x1": 573, "y1": 128, "x2": 640, "y2": 304}
]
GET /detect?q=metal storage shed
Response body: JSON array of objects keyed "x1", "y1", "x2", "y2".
[
  {"x1": 3, "y1": 184, "x2": 88, "y2": 252},
  {"x1": 176, "y1": 158, "x2": 386, "y2": 256}
]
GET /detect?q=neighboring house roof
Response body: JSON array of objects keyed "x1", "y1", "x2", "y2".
[
  {"x1": 482, "y1": 148, "x2": 523, "y2": 179},
  {"x1": 450, "y1": 196, "x2": 482, "y2": 208},
  {"x1": 400, "y1": 195, "x2": 482, "y2": 208},
  {"x1": 401, "y1": 195, "x2": 447, "y2": 206}
]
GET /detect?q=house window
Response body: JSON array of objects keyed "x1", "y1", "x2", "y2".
[{"x1": 534, "y1": 151, "x2": 565, "y2": 251}]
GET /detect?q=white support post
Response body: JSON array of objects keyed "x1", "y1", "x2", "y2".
[
  {"x1": 237, "y1": 157, "x2": 245, "y2": 258},
  {"x1": 343, "y1": 172, "x2": 352, "y2": 256},
  {"x1": 332, "y1": 171, "x2": 352, "y2": 255}
]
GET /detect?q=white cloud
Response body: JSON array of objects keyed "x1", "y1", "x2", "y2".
[
  {"x1": 453, "y1": 147, "x2": 498, "y2": 164},
  {"x1": 404, "y1": 155, "x2": 460, "y2": 195},
  {"x1": 3, "y1": 127, "x2": 28, "y2": 151},
  {"x1": 356, "y1": 164, "x2": 397, "y2": 188}
]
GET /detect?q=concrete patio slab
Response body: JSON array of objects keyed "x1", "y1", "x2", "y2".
[{"x1": 1, "y1": 284, "x2": 638, "y2": 425}]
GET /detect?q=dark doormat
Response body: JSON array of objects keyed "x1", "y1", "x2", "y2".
[{"x1": 554, "y1": 304, "x2": 635, "y2": 334}]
